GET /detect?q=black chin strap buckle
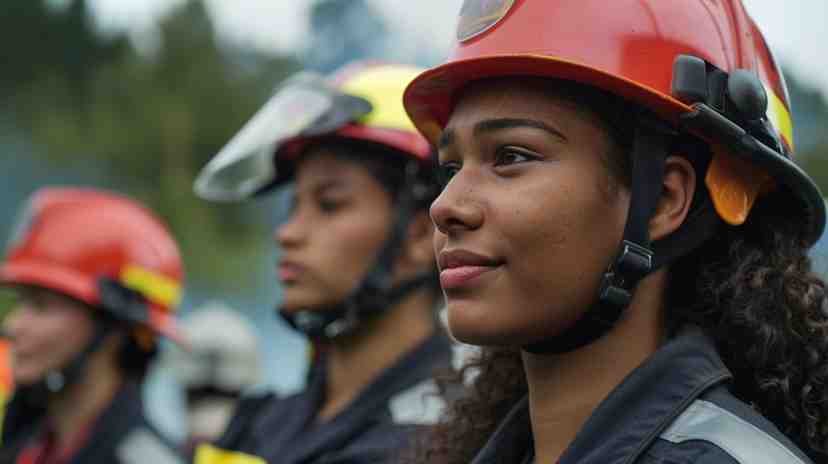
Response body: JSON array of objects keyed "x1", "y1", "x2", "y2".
[{"x1": 599, "y1": 240, "x2": 653, "y2": 309}]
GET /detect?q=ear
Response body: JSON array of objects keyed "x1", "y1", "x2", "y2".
[
  {"x1": 399, "y1": 210, "x2": 437, "y2": 274},
  {"x1": 649, "y1": 155, "x2": 696, "y2": 241}
]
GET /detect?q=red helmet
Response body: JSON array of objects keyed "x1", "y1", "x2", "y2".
[
  {"x1": 0, "y1": 188, "x2": 184, "y2": 345},
  {"x1": 405, "y1": 0, "x2": 824, "y2": 244}
]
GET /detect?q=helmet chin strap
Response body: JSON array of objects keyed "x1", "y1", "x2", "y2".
[
  {"x1": 524, "y1": 115, "x2": 720, "y2": 354},
  {"x1": 280, "y1": 161, "x2": 437, "y2": 341}
]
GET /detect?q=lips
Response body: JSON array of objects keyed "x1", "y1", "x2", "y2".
[
  {"x1": 277, "y1": 260, "x2": 305, "y2": 283},
  {"x1": 438, "y1": 249, "x2": 502, "y2": 289}
]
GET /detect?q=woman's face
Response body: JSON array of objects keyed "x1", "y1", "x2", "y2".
[
  {"x1": 3, "y1": 286, "x2": 96, "y2": 386},
  {"x1": 275, "y1": 147, "x2": 394, "y2": 313},
  {"x1": 431, "y1": 79, "x2": 630, "y2": 346}
]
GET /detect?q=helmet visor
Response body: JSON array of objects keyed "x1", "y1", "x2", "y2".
[{"x1": 194, "y1": 72, "x2": 373, "y2": 202}]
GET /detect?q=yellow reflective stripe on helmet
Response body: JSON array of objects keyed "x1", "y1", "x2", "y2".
[
  {"x1": 339, "y1": 65, "x2": 423, "y2": 133},
  {"x1": 764, "y1": 84, "x2": 794, "y2": 151},
  {"x1": 120, "y1": 265, "x2": 181, "y2": 309},
  {"x1": 194, "y1": 444, "x2": 266, "y2": 464}
]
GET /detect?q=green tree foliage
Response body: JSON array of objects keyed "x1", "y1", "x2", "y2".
[
  {"x1": 0, "y1": 0, "x2": 128, "y2": 101},
  {"x1": 7, "y1": 0, "x2": 298, "y2": 295}
]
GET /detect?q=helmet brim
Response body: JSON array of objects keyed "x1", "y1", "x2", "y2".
[
  {"x1": 404, "y1": 54, "x2": 826, "y2": 246},
  {"x1": 404, "y1": 54, "x2": 694, "y2": 145},
  {"x1": 0, "y1": 260, "x2": 185, "y2": 345}
]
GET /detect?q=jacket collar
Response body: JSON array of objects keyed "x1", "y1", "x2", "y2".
[
  {"x1": 472, "y1": 327, "x2": 732, "y2": 464},
  {"x1": 275, "y1": 332, "x2": 453, "y2": 462}
]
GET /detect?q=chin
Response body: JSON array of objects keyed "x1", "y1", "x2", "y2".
[
  {"x1": 447, "y1": 299, "x2": 578, "y2": 347},
  {"x1": 280, "y1": 292, "x2": 340, "y2": 314},
  {"x1": 446, "y1": 302, "x2": 524, "y2": 347}
]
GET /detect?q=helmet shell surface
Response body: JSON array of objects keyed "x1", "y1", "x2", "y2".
[
  {"x1": 0, "y1": 188, "x2": 184, "y2": 342},
  {"x1": 404, "y1": 0, "x2": 821, "y2": 241}
]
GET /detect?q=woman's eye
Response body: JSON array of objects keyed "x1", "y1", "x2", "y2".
[
  {"x1": 437, "y1": 162, "x2": 461, "y2": 189},
  {"x1": 318, "y1": 198, "x2": 342, "y2": 213},
  {"x1": 494, "y1": 147, "x2": 538, "y2": 166}
]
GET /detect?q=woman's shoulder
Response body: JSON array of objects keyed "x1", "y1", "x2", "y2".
[{"x1": 644, "y1": 387, "x2": 813, "y2": 464}]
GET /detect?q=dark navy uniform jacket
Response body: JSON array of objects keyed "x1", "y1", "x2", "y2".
[
  {"x1": 0, "y1": 382, "x2": 184, "y2": 464},
  {"x1": 200, "y1": 333, "x2": 452, "y2": 464},
  {"x1": 473, "y1": 328, "x2": 814, "y2": 464}
]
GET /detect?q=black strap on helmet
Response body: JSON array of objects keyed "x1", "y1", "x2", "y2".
[
  {"x1": 19, "y1": 279, "x2": 152, "y2": 397},
  {"x1": 8, "y1": 315, "x2": 113, "y2": 419},
  {"x1": 280, "y1": 160, "x2": 437, "y2": 341},
  {"x1": 523, "y1": 114, "x2": 722, "y2": 354},
  {"x1": 522, "y1": 55, "x2": 801, "y2": 354},
  {"x1": 524, "y1": 115, "x2": 672, "y2": 354}
]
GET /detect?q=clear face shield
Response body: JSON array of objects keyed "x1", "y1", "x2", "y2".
[{"x1": 194, "y1": 72, "x2": 373, "y2": 202}]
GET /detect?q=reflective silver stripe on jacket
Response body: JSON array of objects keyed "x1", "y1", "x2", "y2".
[
  {"x1": 388, "y1": 379, "x2": 446, "y2": 425},
  {"x1": 660, "y1": 400, "x2": 806, "y2": 464},
  {"x1": 116, "y1": 428, "x2": 184, "y2": 464}
]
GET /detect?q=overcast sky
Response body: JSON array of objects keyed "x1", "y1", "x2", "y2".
[{"x1": 88, "y1": 0, "x2": 828, "y2": 95}]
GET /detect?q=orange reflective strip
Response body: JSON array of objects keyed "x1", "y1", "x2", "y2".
[{"x1": 0, "y1": 342, "x2": 12, "y2": 393}]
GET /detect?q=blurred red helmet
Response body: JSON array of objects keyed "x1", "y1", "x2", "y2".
[{"x1": 0, "y1": 187, "x2": 184, "y2": 345}]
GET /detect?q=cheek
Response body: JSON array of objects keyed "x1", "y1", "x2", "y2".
[
  {"x1": 449, "y1": 165, "x2": 626, "y2": 345},
  {"x1": 505, "y1": 169, "x2": 626, "y2": 333},
  {"x1": 311, "y1": 210, "x2": 391, "y2": 293},
  {"x1": 13, "y1": 311, "x2": 94, "y2": 381}
]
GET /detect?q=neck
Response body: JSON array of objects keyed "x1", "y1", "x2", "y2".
[
  {"x1": 524, "y1": 271, "x2": 666, "y2": 462},
  {"x1": 316, "y1": 289, "x2": 436, "y2": 422},
  {"x1": 47, "y1": 343, "x2": 124, "y2": 451}
]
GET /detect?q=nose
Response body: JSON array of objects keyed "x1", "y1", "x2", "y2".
[
  {"x1": 430, "y1": 169, "x2": 484, "y2": 236},
  {"x1": 275, "y1": 210, "x2": 306, "y2": 249}
]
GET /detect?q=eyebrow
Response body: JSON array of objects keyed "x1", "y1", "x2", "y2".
[
  {"x1": 294, "y1": 179, "x2": 347, "y2": 198},
  {"x1": 438, "y1": 117, "x2": 566, "y2": 150},
  {"x1": 473, "y1": 118, "x2": 566, "y2": 141},
  {"x1": 314, "y1": 179, "x2": 347, "y2": 194}
]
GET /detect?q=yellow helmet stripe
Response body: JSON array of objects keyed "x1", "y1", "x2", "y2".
[
  {"x1": 120, "y1": 265, "x2": 181, "y2": 309},
  {"x1": 764, "y1": 84, "x2": 794, "y2": 151},
  {"x1": 338, "y1": 65, "x2": 424, "y2": 133}
]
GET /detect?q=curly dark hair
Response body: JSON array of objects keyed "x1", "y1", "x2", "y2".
[{"x1": 405, "y1": 80, "x2": 828, "y2": 463}]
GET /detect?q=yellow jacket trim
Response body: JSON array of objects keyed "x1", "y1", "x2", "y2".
[{"x1": 194, "y1": 444, "x2": 266, "y2": 464}]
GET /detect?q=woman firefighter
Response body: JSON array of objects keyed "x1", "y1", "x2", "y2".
[
  {"x1": 0, "y1": 187, "x2": 185, "y2": 463},
  {"x1": 193, "y1": 62, "x2": 452, "y2": 463},
  {"x1": 402, "y1": 0, "x2": 828, "y2": 463}
]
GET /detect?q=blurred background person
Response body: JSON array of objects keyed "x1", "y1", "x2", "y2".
[
  {"x1": 0, "y1": 187, "x2": 185, "y2": 463},
  {"x1": 165, "y1": 302, "x2": 262, "y2": 455},
  {"x1": 192, "y1": 61, "x2": 451, "y2": 463}
]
